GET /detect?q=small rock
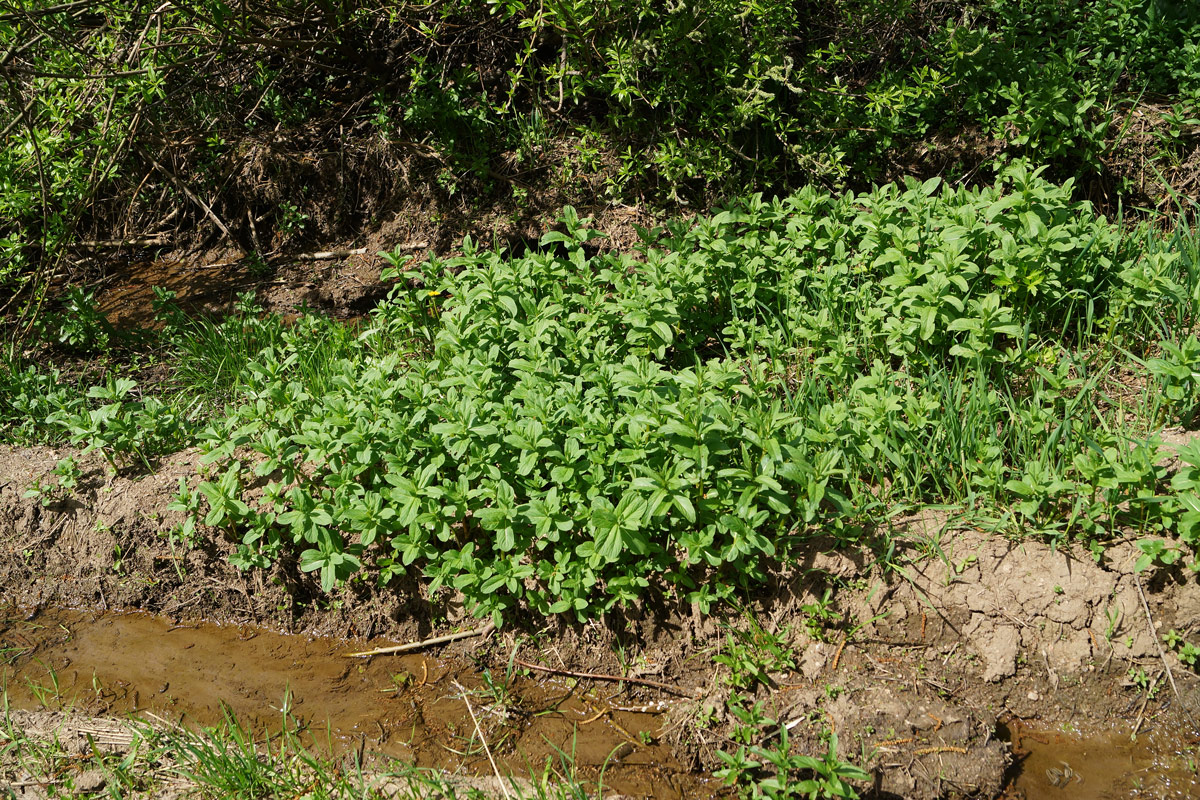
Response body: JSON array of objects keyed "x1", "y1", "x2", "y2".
[
  {"x1": 75, "y1": 770, "x2": 106, "y2": 793},
  {"x1": 800, "y1": 642, "x2": 829, "y2": 679},
  {"x1": 1027, "y1": 690, "x2": 1040, "y2": 702},
  {"x1": 978, "y1": 624, "x2": 1021, "y2": 682}
]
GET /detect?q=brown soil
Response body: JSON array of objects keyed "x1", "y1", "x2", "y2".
[{"x1": 3, "y1": 446, "x2": 1200, "y2": 799}]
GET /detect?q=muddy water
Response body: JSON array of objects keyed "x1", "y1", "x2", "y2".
[
  {"x1": 0, "y1": 607, "x2": 720, "y2": 798},
  {"x1": 1002, "y1": 719, "x2": 1200, "y2": 799}
]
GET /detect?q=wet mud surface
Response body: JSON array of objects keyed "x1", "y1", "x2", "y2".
[
  {"x1": 0, "y1": 607, "x2": 716, "y2": 799},
  {"x1": 1001, "y1": 719, "x2": 1200, "y2": 799}
]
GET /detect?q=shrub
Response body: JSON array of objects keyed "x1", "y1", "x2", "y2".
[{"x1": 181, "y1": 165, "x2": 1195, "y2": 621}]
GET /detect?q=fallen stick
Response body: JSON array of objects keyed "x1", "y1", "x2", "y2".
[
  {"x1": 453, "y1": 680, "x2": 513, "y2": 800},
  {"x1": 579, "y1": 707, "x2": 608, "y2": 724},
  {"x1": 367, "y1": 240, "x2": 431, "y2": 258},
  {"x1": 1130, "y1": 670, "x2": 1161, "y2": 740},
  {"x1": 762, "y1": 712, "x2": 820, "y2": 742},
  {"x1": 1134, "y1": 574, "x2": 1180, "y2": 701},
  {"x1": 293, "y1": 247, "x2": 369, "y2": 261},
  {"x1": 612, "y1": 701, "x2": 671, "y2": 713},
  {"x1": 140, "y1": 148, "x2": 235, "y2": 245},
  {"x1": 289, "y1": 242, "x2": 429, "y2": 262},
  {"x1": 72, "y1": 236, "x2": 170, "y2": 249},
  {"x1": 513, "y1": 657, "x2": 698, "y2": 698},
  {"x1": 343, "y1": 623, "x2": 494, "y2": 658}
]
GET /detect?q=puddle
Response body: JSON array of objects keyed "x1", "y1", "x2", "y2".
[
  {"x1": 1000, "y1": 719, "x2": 1200, "y2": 799},
  {"x1": 0, "y1": 607, "x2": 719, "y2": 798}
]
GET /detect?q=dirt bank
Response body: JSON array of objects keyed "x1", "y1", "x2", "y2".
[
  {"x1": 84, "y1": 198, "x2": 656, "y2": 334},
  {"x1": 3, "y1": 445, "x2": 1199, "y2": 798}
]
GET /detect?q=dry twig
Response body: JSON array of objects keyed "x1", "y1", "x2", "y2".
[
  {"x1": 73, "y1": 236, "x2": 169, "y2": 249},
  {"x1": 292, "y1": 247, "x2": 368, "y2": 261},
  {"x1": 138, "y1": 146, "x2": 236, "y2": 244},
  {"x1": 452, "y1": 680, "x2": 512, "y2": 800},
  {"x1": 1130, "y1": 670, "x2": 1161, "y2": 740},
  {"x1": 343, "y1": 623, "x2": 495, "y2": 658},
  {"x1": 1134, "y1": 574, "x2": 1180, "y2": 700},
  {"x1": 513, "y1": 657, "x2": 699, "y2": 698}
]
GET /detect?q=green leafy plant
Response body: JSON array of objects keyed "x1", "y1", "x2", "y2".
[
  {"x1": 1132, "y1": 440, "x2": 1200, "y2": 574},
  {"x1": 1165, "y1": 629, "x2": 1200, "y2": 669},
  {"x1": 715, "y1": 616, "x2": 796, "y2": 690},
  {"x1": 166, "y1": 175, "x2": 1200, "y2": 622},
  {"x1": 23, "y1": 457, "x2": 81, "y2": 507},
  {"x1": 718, "y1": 724, "x2": 869, "y2": 800},
  {"x1": 1126, "y1": 666, "x2": 1162, "y2": 699},
  {"x1": 0, "y1": 356, "x2": 87, "y2": 445},
  {"x1": 34, "y1": 288, "x2": 116, "y2": 353},
  {"x1": 275, "y1": 201, "x2": 309, "y2": 240},
  {"x1": 800, "y1": 588, "x2": 840, "y2": 644},
  {"x1": 1148, "y1": 335, "x2": 1200, "y2": 425},
  {"x1": 47, "y1": 377, "x2": 193, "y2": 472}
]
